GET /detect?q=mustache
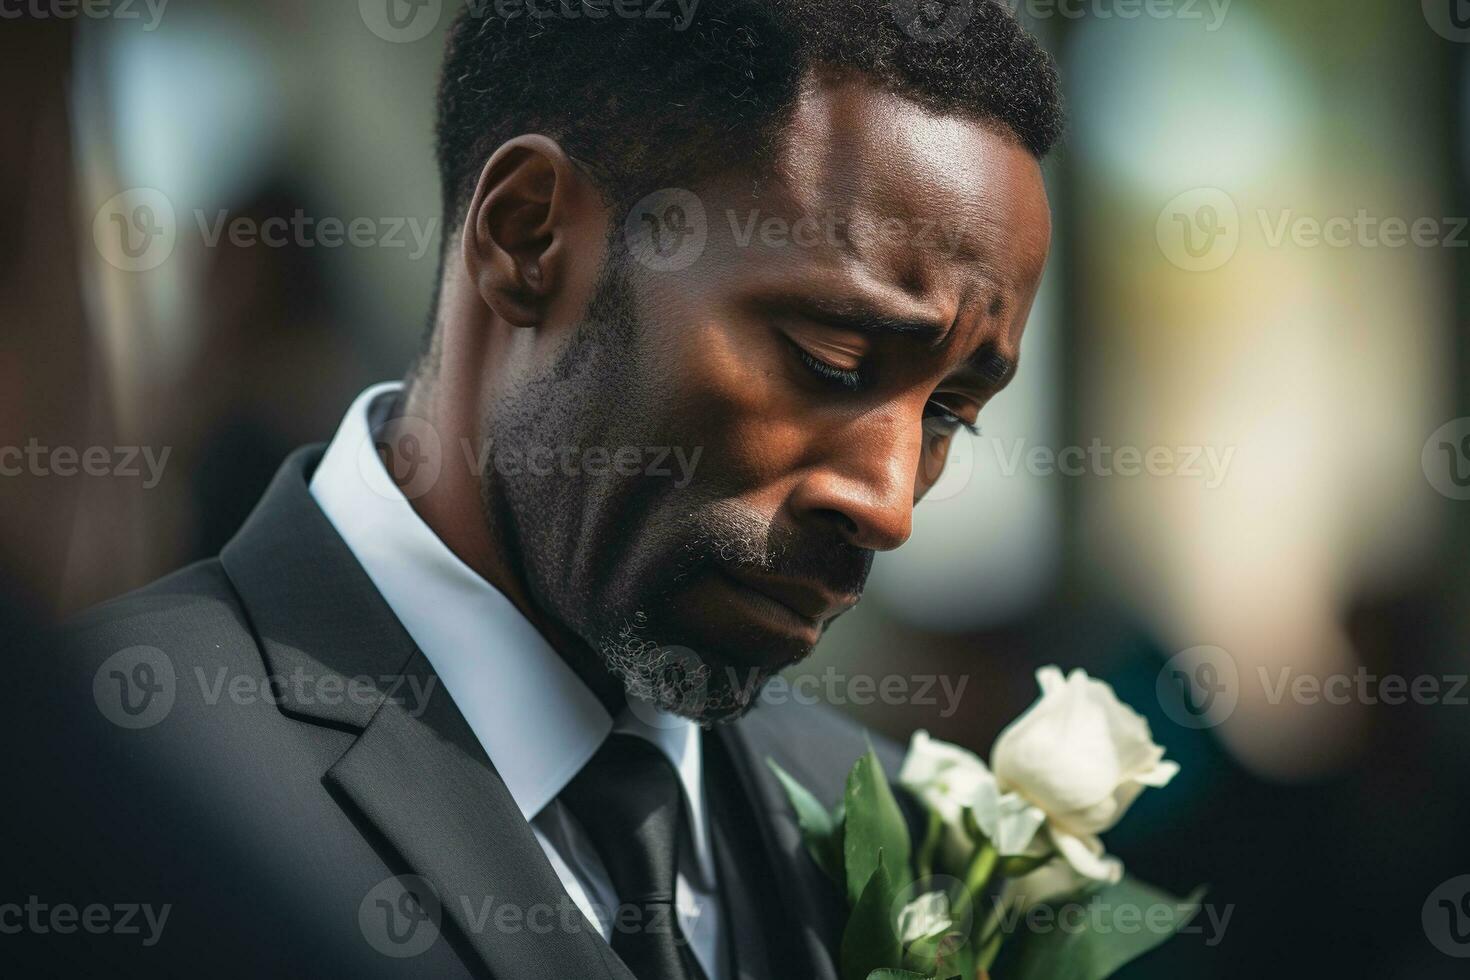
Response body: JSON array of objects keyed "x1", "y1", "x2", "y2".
[{"x1": 676, "y1": 501, "x2": 873, "y2": 598}]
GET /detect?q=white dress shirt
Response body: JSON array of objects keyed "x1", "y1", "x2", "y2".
[{"x1": 310, "y1": 382, "x2": 726, "y2": 979}]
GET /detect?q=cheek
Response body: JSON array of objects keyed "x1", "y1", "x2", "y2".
[
  {"x1": 652, "y1": 310, "x2": 822, "y2": 498},
  {"x1": 914, "y1": 432, "x2": 955, "y2": 500}
]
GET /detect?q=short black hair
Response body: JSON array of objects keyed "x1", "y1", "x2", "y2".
[
  {"x1": 425, "y1": 0, "x2": 1061, "y2": 351},
  {"x1": 436, "y1": 0, "x2": 1060, "y2": 223}
]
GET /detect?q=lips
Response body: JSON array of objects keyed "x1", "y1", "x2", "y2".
[{"x1": 718, "y1": 566, "x2": 859, "y2": 627}]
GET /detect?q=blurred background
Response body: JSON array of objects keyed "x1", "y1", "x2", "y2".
[{"x1": 3, "y1": 0, "x2": 1468, "y2": 976}]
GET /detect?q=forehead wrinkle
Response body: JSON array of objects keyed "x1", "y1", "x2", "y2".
[{"x1": 748, "y1": 73, "x2": 1048, "y2": 375}]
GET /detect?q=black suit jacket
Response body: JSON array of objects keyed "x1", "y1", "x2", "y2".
[{"x1": 13, "y1": 447, "x2": 908, "y2": 980}]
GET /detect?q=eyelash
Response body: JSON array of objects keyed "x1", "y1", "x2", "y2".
[
  {"x1": 792, "y1": 344, "x2": 980, "y2": 436},
  {"x1": 926, "y1": 406, "x2": 981, "y2": 437},
  {"x1": 795, "y1": 346, "x2": 864, "y2": 390}
]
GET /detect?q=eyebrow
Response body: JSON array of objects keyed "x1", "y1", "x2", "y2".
[
  {"x1": 786, "y1": 296, "x2": 1018, "y2": 388},
  {"x1": 787, "y1": 296, "x2": 950, "y2": 343},
  {"x1": 966, "y1": 344, "x2": 1017, "y2": 387}
]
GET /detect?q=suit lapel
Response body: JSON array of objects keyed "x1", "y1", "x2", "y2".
[
  {"x1": 326, "y1": 649, "x2": 634, "y2": 980},
  {"x1": 220, "y1": 447, "x2": 631, "y2": 980},
  {"x1": 711, "y1": 723, "x2": 845, "y2": 980},
  {"x1": 704, "y1": 730, "x2": 773, "y2": 980}
]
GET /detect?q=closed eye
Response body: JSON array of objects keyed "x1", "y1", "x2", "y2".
[
  {"x1": 924, "y1": 403, "x2": 980, "y2": 437},
  {"x1": 792, "y1": 342, "x2": 865, "y2": 391}
]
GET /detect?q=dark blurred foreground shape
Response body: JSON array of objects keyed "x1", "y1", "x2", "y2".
[{"x1": 0, "y1": 18, "x2": 89, "y2": 639}]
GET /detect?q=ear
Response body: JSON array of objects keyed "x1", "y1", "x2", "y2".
[{"x1": 460, "y1": 134, "x2": 593, "y2": 328}]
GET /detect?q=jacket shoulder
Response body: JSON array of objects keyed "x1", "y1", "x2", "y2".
[
  {"x1": 737, "y1": 695, "x2": 908, "y2": 808},
  {"x1": 57, "y1": 559, "x2": 251, "y2": 654},
  {"x1": 42, "y1": 559, "x2": 263, "y2": 709}
]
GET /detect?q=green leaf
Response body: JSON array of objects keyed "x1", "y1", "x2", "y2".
[
  {"x1": 841, "y1": 855, "x2": 902, "y2": 980},
  {"x1": 767, "y1": 758, "x2": 844, "y2": 883},
  {"x1": 996, "y1": 876, "x2": 1206, "y2": 980},
  {"x1": 831, "y1": 799, "x2": 847, "y2": 883},
  {"x1": 866, "y1": 971, "x2": 932, "y2": 980},
  {"x1": 900, "y1": 931, "x2": 946, "y2": 976},
  {"x1": 843, "y1": 747, "x2": 913, "y2": 907}
]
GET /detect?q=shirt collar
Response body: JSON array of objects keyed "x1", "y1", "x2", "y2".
[{"x1": 308, "y1": 383, "x2": 714, "y2": 879}]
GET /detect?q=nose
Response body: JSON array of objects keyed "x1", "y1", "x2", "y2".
[{"x1": 787, "y1": 411, "x2": 920, "y2": 552}]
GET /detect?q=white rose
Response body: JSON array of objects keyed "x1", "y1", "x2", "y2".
[
  {"x1": 991, "y1": 666, "x2": 1179, "y2": 885},
  {"x1": 898, "y1": 730, "x2": 1046, "y2": 858}
]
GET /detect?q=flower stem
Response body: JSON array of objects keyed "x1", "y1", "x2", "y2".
[
  {"x1": 976, "y1": 919, "x2": 1004, "y2": 973},
  {"x1": 963, "y1": 842, "x2": 997, "y2": 900},
  {"x1": 917, "y1": 807, "x2": 943, "y2": 881},
  {"x1": 963, "y1": 843, "x2": 1000, "y2": 975}
]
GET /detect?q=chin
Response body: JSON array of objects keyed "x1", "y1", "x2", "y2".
[{"x1": 594, "y1": 614, "x2": 817, "y2": 727}]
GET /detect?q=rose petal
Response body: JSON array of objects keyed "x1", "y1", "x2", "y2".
[{"x1": 1050, "y1": 827, "x2": 1123, "y2": 884}]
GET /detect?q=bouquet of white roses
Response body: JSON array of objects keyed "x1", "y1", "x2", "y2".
[{"x1": 769, "y1": 666, "x2": 1202, "y2": 980}]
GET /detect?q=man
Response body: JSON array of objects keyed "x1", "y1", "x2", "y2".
[{"x1": 18, "y1": 1, "x2": 1060, "y2": 976}]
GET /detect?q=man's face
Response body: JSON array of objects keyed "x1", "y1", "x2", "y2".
[{"x1": 484, "y1": 77, "x2": 1052, "y2": 723}]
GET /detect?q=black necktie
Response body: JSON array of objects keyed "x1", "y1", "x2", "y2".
[{"x1": 560, "y1": 733, "x2": 711, "y2": 980}]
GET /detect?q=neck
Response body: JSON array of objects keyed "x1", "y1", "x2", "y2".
[{"x1": 388, "y1": 355, "x2": 628, "y2": 716}]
